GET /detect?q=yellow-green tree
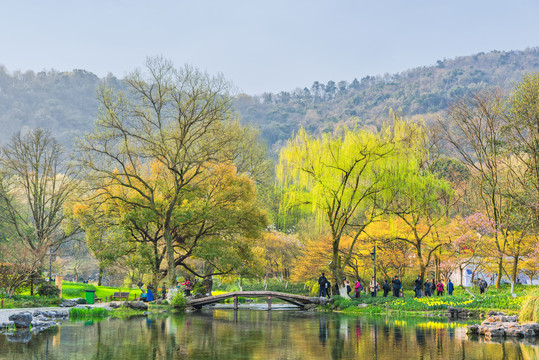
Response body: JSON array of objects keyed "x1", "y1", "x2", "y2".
[{"x1": 277, "y1": 120, "x2": 425, "y2": 296}]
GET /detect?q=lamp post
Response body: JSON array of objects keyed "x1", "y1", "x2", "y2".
[{"x1": 370, "y1": 244, "x2": 377, "y2": 296}]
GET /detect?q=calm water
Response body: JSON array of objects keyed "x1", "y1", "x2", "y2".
[{"x1": 0, "y1": 310, "x2": 537, "y2": 360}]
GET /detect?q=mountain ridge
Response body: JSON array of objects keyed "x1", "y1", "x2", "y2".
[{"x1": 0, "y1": 48, "x2": 538, "y2": 151}]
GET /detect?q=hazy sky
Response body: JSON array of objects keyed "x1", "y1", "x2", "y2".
[{"x1": 1, "y1": 0, "x2": 538, "y2": 94}]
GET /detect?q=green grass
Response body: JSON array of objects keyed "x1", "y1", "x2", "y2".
[
  {"x1": 0, "y1": 294, "x2": 61, "y2": 309},
  {"x1": 60, "y1": 281, "x2": 142, "y2": 301},
  {"x1": 519, "y1": 289, "x2": 539, "y2": 322},
  {"x1": 331, "y1": 285, "x2": 539, "y2": 315},
  {"x1": 69, "y1": 307, "x2": 111, "y2": 318}
]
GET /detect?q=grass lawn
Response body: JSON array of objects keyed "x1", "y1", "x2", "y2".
[
  {"x1": 18, "y1": 281, "x2": 143, "y2": 301},
  {"x1": 60, "y1": 281, "x2": 143, "y2": 301}
]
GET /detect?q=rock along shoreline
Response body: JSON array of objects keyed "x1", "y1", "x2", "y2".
[{"x1": 466, "y1": 311, "x2": 539, "y2": 339}]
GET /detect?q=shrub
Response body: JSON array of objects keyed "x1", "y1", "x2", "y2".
[
  {"x1": 37, "y1": 283, "x2": 60, "y2": 297},
  {"x1": 520, "y1": 289, "x2": 539, "y2": 322},
  {"x1": 171, "y1": 291, "x2": 187, "y2": 310},
  {"x1": 192, "y1": 281, "x2": 205, "y2": 296}
]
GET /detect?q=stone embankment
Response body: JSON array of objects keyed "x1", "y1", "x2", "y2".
[
  {"x1": 447, "y1": 306, "x2": 479, "y2": 319},
  {"x1": 0, "y1": 309, "x2": 68, "y2": 343},
  {"x1": 466, "y1": 312, "x2": 539, "y2": 338}
]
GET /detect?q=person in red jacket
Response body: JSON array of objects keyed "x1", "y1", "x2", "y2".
[
  {"x1": 181, "y1": 278, "x2": 193, "y2": 296},
  {"x1": 354, "y1": 279, "x2": 363, "y2": 299},
  {"x1": 436, "y1": 280, "x2": 444, "y2": 296}
]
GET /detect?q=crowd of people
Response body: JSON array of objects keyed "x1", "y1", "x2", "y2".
[{"x1": 317, "y1": 273, "x2": 485, "y2": 298}]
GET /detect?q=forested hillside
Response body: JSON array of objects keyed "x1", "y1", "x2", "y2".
[
  {"x1": 0, "y1": 48, "x2": 538, "y2": 151},
  {"x1": 236, "y1": 48, "x2": 539, "y2": 152}
]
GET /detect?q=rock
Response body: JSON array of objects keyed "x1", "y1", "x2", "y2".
[
  {"x1": 485, "y1": 326, "x2": 506, "y2": 337},
  {"x1": 31, "y1": 319, "x2": 57, "y2": 329},
  {"x1": 357, "y1": 303, "x2": 368, "y2": 308},
  {"x1": 8, "y1": 312, "x2": 33, "y2": 328},
  {"x1": 109, "y1": 302, "x2": 120, "y2": 309},
  {"x1": 123, "y1": 301, "x2": 148, "y2": 310},
  {"x1": 466, "y1": 324, "x2": 479, "y2": 335},
  {"x1": 304, "y1": 304, "x2": 317, "y2": 310},
  {"x1": 59, "y1": 299, "x2": 78, "y2": 307}
]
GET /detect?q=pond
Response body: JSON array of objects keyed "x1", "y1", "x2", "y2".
[{"x1": 0, "y1": 310, "x2": 537, "y2": 359}]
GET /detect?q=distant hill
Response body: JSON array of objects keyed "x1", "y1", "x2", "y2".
[
  {"x1": 0, "y1": 48, "x2": 538, "y2": 152},
  {"x1": 236, "y1": 48, "x2": 539, "y2": 152}
]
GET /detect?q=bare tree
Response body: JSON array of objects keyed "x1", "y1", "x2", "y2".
[
  {"x1": 440, "y1": 90, "x2": 510, "y2": 288},
  {"x1": 0, "y1": 129, "x2": 79, "y2": 291}
]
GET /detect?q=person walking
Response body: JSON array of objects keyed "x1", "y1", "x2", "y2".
[
  {"x1": 181, "y1": 278, "x2": 193, "y2": 297},
  {"x1": 447, "y1": 279, "x2": 454, "y2": 295},
  {"x1": 436, "y1": 280, "x2": 444, "y2": 296},
  {"x1": 146, "y1": 284, "x2": 154, "y2": 302},
  {"x1": 355, "y1": 279, "x2": 363, "y2": 299},
  {"x1": 161, "y1": 285, "x2": 167, "y2": 300},
  {"x1": 325, "y1": 279, "x2": 332, "y2": 298},
  {"x1": 414, "y1": 276, "x2": 422, "y2": 298},
  {"x1": 369, "y1": 277, "x2": 379, "y2": 297},
  {"x1": 318, "y1": 273, "x2": 328, "y2": 297},
  {"x1": 344, "y1": 277, "x2": 351, "y2": 296},
  {"x1": 479, "y1": 278, "x2": 488, "y2": 294},
  {"x1": 382, "y1": 279, "x2": 390, "y2": 297},
  {"x1": 392, "y1": 276, "x2": 402, "y2": 297},
  {"x1": 424, "y1": 279, "x2": 431, "y2": 297}
]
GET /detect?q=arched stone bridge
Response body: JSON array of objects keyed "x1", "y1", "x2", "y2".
[{"x1": 188, "y1": 291, "x2": 327, "y2": 310}]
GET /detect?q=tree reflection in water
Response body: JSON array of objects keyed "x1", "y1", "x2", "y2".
[{"x1": 0, "y1": 311, "x2": 537, "y2": 360}]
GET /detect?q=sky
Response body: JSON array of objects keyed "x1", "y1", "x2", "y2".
[{"x1": 1, "y1": 0, "x2": 538, "y2": 94}]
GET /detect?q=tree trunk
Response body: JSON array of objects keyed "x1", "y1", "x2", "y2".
[
  {"x1": 98, "y1": 265, "x2": 103, "y2": 286},
  {"x1": 496, "y1": 256, "x2": 503, "y2": 288},
  {"x1": 511, "y1": 254, "x2": 519, "y2": 285},
  {"x1": 164, "y1": 227, "x2": 176, "y2": 289}
]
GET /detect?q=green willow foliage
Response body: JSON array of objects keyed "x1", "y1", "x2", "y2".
[{"x1": 276, "y1": 120, "x2": 431, "y2": 294}]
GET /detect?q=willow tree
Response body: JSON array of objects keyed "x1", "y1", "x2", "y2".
[
  {"x1": 78, "y1": 57, "x2": 238, "y2": 288},
  {"x1": 277, "y1": 121, "x2": 425, "y2": 296}
]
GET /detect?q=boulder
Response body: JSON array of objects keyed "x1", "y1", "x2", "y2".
[
  {"x1": 8, "y1": 312, "x2": 33, "y2": 328},
  {"x1": 109, "y1": 302, "x2": 120, "y2": 309},
  {"x1": 123, "y1": 301, "x2": 148, "y2": 311},
  {"x1": 304, "y1": 303, "x2": 317, "y2": 310},
  {"x1": 59, "y1": 299, "x2": 78, "y2": 307},
  {"x1": 466, "y1": 324, "x2": 479, "y2": 335}
]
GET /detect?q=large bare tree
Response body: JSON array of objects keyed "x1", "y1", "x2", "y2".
[{"x1": 0, "y1": 129, "x2": 79, "y2": 291}]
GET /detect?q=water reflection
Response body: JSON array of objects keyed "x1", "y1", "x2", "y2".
[{"x1": 0, "y1": 311, "x2": 537, "y2": 360}]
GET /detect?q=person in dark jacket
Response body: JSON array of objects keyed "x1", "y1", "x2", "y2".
[
  {"x1": 318, "y1": 273, "x2": 328, "y2": 297},
  {"x1": 382, "y1": 279, "x2": 390, "y2": 297},
  {"x1": 414, "y1": 276, "x2": 422, "y2": 298},
  {"x1": 424, "y1": 279, "x2": 432, "y2": 297},
  {"x1": 326, "y1": 280, "x2": 332, "y2": 298},
  {"x1": 447, "y1": 279, "x2": 454, "y2": 295},
  {"x1": 392, "y1": 276, "x2": 402, "y2": 297}
]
